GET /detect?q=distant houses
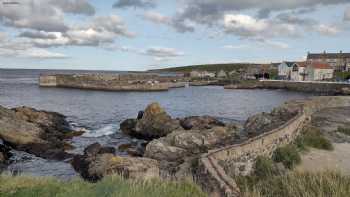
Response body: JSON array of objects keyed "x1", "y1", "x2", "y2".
[
  {"x1": 189, "y1": 70, "x2": 215, "y2": 78},
  {"x1": 278, "y1": 61, "x2": 334, "y2": 81},
  {"x1": 307, "y1": 51, "x2": 350, "y2": 72}
]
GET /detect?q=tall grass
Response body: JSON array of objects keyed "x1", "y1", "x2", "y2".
[
  {"x1": 336, "y1": 127, "x2": 350, "y2": 136},
  {"x1": 295, "y1": 126, "x2": 333, "y2": 151},
  {"x1": 0, "y1": 175, "x2": 207, "y2": 197},
  {"x1": 239, "y1": 171, "x2": 350, "y2": 197}
]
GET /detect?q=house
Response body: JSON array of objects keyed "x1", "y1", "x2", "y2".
[
  {"x1": 216, "y1": 70, "x2": 227, "y2": 78},
  {"x1": 290, "y1": 62, "x2": 307, "y2": 81},
  {"x1": 278, "y1": 62, "x2": 295, "y2": 80},
  {"x1": 305, "y1": 62, "x2": 334, "y2": 81},
  {"x1": 307, "y1": 51, "x2": 350, "y2": 72},
  {"x1": 189, "y1": 70, "x2": 215, "y2": 78}
]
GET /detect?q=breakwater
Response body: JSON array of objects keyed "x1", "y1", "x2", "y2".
[
  {"x1": 39, "y1": 74, "x2": 187, "y2": 91},
  {"x1": 224, "y1": 80, "x2": 350, "y2": 95},
  {"x1": 197, "y1": 96, "x2": 350, "y2": 197}
]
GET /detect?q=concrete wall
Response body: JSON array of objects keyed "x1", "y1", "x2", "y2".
[
  {"x1": 260, "y1": 80, "x2": 350, "y2": 95},
  {"x1": 39, "y1": 75, "x2": 57, "y2": 87},
  {"x1": 198, "y1": 96, "x2": 350, "y2": 197}
]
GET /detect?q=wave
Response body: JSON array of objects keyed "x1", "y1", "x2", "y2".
[{"x1": 81, "y1": 124, "x2": 118, "y2": 138}]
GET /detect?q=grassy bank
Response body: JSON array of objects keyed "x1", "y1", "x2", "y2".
[
  {"x1": 239, "y1": 171, "x2": 350, "y2": 197},
  {"x1": 0, "y1": 175, "x2": 207, "y2": 197}
]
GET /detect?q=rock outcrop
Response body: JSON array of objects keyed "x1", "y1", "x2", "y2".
[
  {"x1": 180, "y1": 116, "x2": 225, "y2": 130},
  {"x1": 244, "y1": 103, "x2": 300, "y2": 137},
  {"x1": 0, "y1": 105, "x2": 82, "y2": 160},
  {"x1": 120, "y1": 103, "x2": 181, "y2": 140},
  {"x1": 144, "y1": 126, "x2": 238, "y2": 174},
  {"x1": 72, "y1": 143, "x2": 159, "y2": 181}
]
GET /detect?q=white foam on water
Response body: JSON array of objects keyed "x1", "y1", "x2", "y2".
[{"x1": 82, "y1": 124, "x2": 118, "y2": 138}]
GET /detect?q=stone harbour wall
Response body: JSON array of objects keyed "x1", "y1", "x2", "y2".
[{"x1": 198, "y1": 96, "x2": 350, "y2": 197}]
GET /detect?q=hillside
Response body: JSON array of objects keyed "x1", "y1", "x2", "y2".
[{"x1": 150, "y1": 63, "x2": 279, "y2": 73}]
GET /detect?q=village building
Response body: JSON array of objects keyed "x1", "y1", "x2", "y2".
[
  {"x1": 278, "y1": 62, "x2": 295, "y2": 80},
  {"x1": 307, "y1": 51, "x2": 350, "y2": 72},
  {"x1": 216, "y1": 70, "x2": 227, "y2": 78},
  {"x1": 290, "y1": 62, "x2": 307, "y2": 81},
  {"x1": 305, "y1": 62, "x2": 334, "y2": 81},
  {"x1": 189, "y1": 70, "x2": 215, "y2": 78}
]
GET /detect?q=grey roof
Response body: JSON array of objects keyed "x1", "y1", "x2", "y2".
[{"x1": 307, "y1": 52, "x2": 350, "y2": 59}]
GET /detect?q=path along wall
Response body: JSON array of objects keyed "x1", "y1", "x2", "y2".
[{"x1": 197, "y1": 96, "x2": 350, "y2": 197}]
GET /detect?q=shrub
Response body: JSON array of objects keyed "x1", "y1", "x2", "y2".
[
  {"x1": 336, "y1": 127, "x2": 350, "y2": 136},
  {"x1": 254, "y1": 156, "x2": 278, "y2": 178},
  {"x1": 239, "y1": 171, "x2": 350, "y2": 197},
  {"x1": 301, "y1": 127, "x2": 333, "y2": 150},
  {"x1": 0, "y1": 175, "x2": 207, "y2": 197},
  {"x1": 272, "y1": 145, "x2": 301, "y2": 169}
]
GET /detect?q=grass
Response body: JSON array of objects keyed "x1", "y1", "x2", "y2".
[
  {"x1": 295, "y1": 127, "x2": 333, "y2": 151},
  {"x1": 336, "y1": 127, "x2": 350, "y2": 136},
  {"x1": 273, "y1": 145, "x2": 301, "y2": 169},
  {"x1": 238, "y1": 171, "x2": 350, "y2": 197},
  {"x1": 0, "y1": 175, "x2": 207, "y2": 197}
]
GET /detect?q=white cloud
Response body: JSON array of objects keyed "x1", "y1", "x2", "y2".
[
  {"x1": 315, "y1": 24, "x2": 340, "y2": 36},
  {"x1": 143, "y1": 11, "x2": 170, "y2": 24}
]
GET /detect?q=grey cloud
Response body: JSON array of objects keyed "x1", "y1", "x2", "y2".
[
  {"x1": 113, "y1": 0, "x2": 156, "y2": 9},
  {"x1": 19, "y1": 31, "x2": 58, "y2": 39},
  {"x1": 345, "y1": 7, "x2": 350, "y2": 21},
  {"x1": 50, "y1": 0, "x2": 95, "y2": 16},
  {"x1": 171, "y1": 0, "x2": 349, "y2": 33}
]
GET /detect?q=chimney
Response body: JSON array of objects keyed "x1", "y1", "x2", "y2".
[
  {"x1": 340, "y1": 50, "x2": 343, "y2": 54},
  {"x1": 323, "y1": 50, "x2": 326, "y2": 54}
]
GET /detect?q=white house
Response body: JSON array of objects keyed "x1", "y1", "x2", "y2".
[
  {"x1": 305, "y1": 62, "x2": 334, "y2": 81},
  {"x1": 290, "y1": 62, "x2": 307, "y2": 81},
  {"x1": 216, "y1": 70, "x2": 227, "y2": 78},
  {"x1": 189, "y1": 70, "x2": 215, "y2": 78},
  {"x1": 278, "y1": 62, "x2": 295, "y2": 80}
]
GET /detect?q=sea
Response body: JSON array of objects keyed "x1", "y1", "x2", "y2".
[{"x1": 0, "y1": 68, "x2": 313, "y2": 179}]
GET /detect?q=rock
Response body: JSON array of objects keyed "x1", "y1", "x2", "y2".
[
  {"x1": 180, "y1": 116, "x2": 226, "y2": 130},
  {"x1": 341, "y1": 87, "x2": 350, "y2": 95},
  {"x1": 0, "y1": 140, "x2": 12, "y2": 168},
  {"x1": 144, "y1": 126, "x2": 237, "y2": 171},
  {"x1": 120, "y1": 119, "x2": 138, "y2": 137},
  {"x1": 134, "y1": 103, "x2": 182, "y2": 140},
  {"x1": 244, "y1": 113, "x2": 273, "y2": 137},
  {"x1": 137, "y1": 111, "x2": 144, "y2": 119},
  {"x1": 72, "y1": 143, "x2": 159, "y2": 181},
  {"x1": 0, "y1": 105, "x2": 79, "y2": 160}
]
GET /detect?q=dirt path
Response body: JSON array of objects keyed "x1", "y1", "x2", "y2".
[{"x1": 297, "y1": 143, "x2": 350, "y2": 175}]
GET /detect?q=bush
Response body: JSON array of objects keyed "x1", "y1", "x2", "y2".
[
  {"x1": 336, "y1": 127, "x2": 350, "y2": 136},
  {"x1": 295, "y1": 127, "x2": 333, "y2": 151},
  {"x1": 272, "y1": 145, "x2": 301, "y2": 169},
  {"x1": 254, "y1": 156, "x2": 278, "y2": 178},
  {"x1": 0, "y1": 175, "x2": 207, "y2": 197},
  {"x1": 239, "y1": 171, "x2": 350, "y2": 197}
]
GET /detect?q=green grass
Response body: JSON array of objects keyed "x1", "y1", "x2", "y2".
[
  {"x1": 335, "y1": 71, "x2": 350, "y2": 81},
  {"x1": 0, "y1": 175, "x2": 207, "y2": 197},
  {"x1": 336, "y1": 127, "x2": 350, "y2": 136},
  {"x1": 295, "y1": 127, "x2": 333, "y2": 151},
  {"x1": 238, "y1": 171, "x2": 350, "y2": 197},
  {"x1": 272, "y1": 145, "x2": 301, "y2": 169}
]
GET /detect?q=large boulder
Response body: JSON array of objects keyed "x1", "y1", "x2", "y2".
[
  {"x1": 0, "y1": 105, "x2": 81, "y2": 160},
  {"x1": 121, "y1": 103, "x2": 182, "y2": 140},
  {"x1": 72, "y1": 143, "x2": 159, "y2": 181},
  {"x1": 144, "y1": 126, "x2": 237, "y2": 171},
  {"x1": 180, "y1": 116, "x2": 225, "y2": 130}
]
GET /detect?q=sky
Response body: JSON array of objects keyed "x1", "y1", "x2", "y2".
[{"x1": 0, "y1": 0, "x2": 349, "y2": 71}]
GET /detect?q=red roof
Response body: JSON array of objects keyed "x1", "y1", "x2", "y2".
[
  {"x1": 310, "y1": 62, "x2": 332, "y2": 69},
  {"x1": 295, "y1": 62, "x2": 307, "y2": 67}
]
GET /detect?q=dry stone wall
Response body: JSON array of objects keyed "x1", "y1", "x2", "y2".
[{"x1": 198, "y1": 96, "x2": 350, "y2": 197}]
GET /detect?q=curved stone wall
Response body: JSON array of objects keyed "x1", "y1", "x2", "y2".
[{"x1": 198, "y1": 96, "x2": 350, "y2": 197}]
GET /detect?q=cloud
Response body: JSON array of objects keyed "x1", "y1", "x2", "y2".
[
  {"x1": 315, "y1": 24, "x2": 340, "y2": 35},
  {"x1": 0, "y1": 35, "x2": 68, "y2": 59},
  {"x1": 169, "y1": 0, "x2": 349, "y2": 34},
  {"x1": 17, "y1": 15, "x2": 134, "y2": 48},
  {"x1": 0, "y1": 0, "x2": 95, "y2": 32},
  {"x1": 223, "y1": 14, "x2": 298, "y2": 38},
  {"x1": 113, "y1": 0, "x2": 156, "y2": 9},
  {"x1": 345, "y1": 7, "x2": 350, "y2": 21},
  {"x1": 141, "y1": 47, "x2": 184, "y2": 61},
  {"x1": 143, "y1": 11, "x2": 170, "y2": 24}
]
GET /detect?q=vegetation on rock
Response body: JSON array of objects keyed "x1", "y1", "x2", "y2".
[
  {"x1": 336, "y1": 127, "x2": 350, "y2": 136},
  {"x1": 0, "y1": 175, "x2": 207, "y2": 197}
]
